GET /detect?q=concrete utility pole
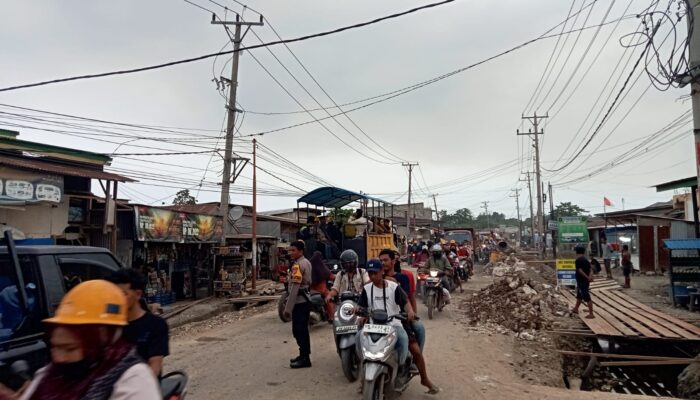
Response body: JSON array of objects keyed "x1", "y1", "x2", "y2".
[
  {"x1": 689, "y1": 0, "x2": 700, "y2": 235},
  {"x1": 251, "y1": 139, "x2": 258, "y2": 291},
  {"x1": 518, "y1": 113, "x2": 548, "y2": 256},
  {"x1": 431, "y1": 193, "x2": 440, "y2": 231},
  {"x1": 481, "y1": 201, "x2": 490, "y2": 230},
  {"x1": 520, "y1": 172, "x2": 536, "y2": 246},
  {"x1": 510, "y1": 188, "x2": 522, "y2": 247},
  {"x1": 402, "y1": 162, "x2": 418, "y2": 239},
  {"x1": 213, "y1": 14, "x2": 264, "y2": 244},
  {"x1": 549, "y1": 182, "x2": 557, "y2": 259}
]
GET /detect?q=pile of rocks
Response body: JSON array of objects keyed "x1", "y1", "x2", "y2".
[{"x1": 460, "y1": 258, "x2": 568, "y2": 333}]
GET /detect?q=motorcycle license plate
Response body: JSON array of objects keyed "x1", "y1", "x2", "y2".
[
  {"x1": 364, "y1": 324, "x2": 392, "y2": 335},
  {"x1": 335, "y1": 325, "x2": 358, "y2": 334}
]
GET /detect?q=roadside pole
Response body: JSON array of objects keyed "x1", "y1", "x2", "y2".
[
  {"x1": 511, "y1": 188, "x2": 522, "y2": 248},
  {"x1": 252, "y1": 139, "x2": 257, "y2": 291},
  {"x1": 518, "y1": 114, "x2": 548, "y2": 258},
  {"x1": 520, "y1": 172, "x2": 536, "y2": 246},
  {"x1": 689, "y1": 0, "x2": 700, "y2": 236},
  {"x1": 402, "y1": 162, "x2": 418, "y2": 240},
  {"x1": 549, "y1": 182, "x2": 557, "y2": 259}
]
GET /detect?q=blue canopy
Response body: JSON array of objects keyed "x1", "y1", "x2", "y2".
[
  {"x1": 297, "y1": 187, "x2": 391, "y2": 209},
  {"x1": 664, "y1": 239, "x2": 700, "y2": 250}
]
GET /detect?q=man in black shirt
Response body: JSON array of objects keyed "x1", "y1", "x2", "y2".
[
  {"x1": 108, "y1": 269, "x2": 170, "y2": 376},
  {"x1": 571, "y1": 246, "x2": 595, "y2": 319}
]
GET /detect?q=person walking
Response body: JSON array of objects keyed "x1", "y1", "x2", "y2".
[
  {"x1": 621, "y1": 244, "x2": 633, "y2": 288},
  {"x1": 601, "y1": 236, "x2": 613, "y2": 279},
  {"x1": 283, "y1": 241, "x2": 313, "y2": 369},
  {"x1": 571, "y1": 246, "x2": 595, "y2": 319}
]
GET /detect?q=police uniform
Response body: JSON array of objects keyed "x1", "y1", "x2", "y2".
[{"x1": 283, "y1": 255, "x2": 313, "y2": 367}]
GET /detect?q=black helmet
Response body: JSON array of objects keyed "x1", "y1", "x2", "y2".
[{"x1": 339, "y1": 250, "x2": 359, "y2": 271}]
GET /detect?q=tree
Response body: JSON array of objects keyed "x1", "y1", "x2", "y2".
[
  {"x1": 554, "y1": 202, "x2": 588, "y2": 217},
  {"x1": 439, "y1": 208, "x2": 474, "y2": 228},
  {"x1": 172, "y1": 189, "x2": 196, "y2": 205},
  {"x1": 329, "y1": 208, "x2": 353, "y2": 223}
]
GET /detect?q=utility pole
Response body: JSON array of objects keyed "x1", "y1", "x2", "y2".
[
  {"x1": 518, "y1": 113, "x2": 548, "y2": 257},
  {"x1": 481, "y1": 201, "x2": 490, "y2": 230},
  {"x1": 549, "y1": 182, "x2": 557, "y2": 259},
  {"x1": 431, "y1": 193, "x2": 440, "y2": 231},
  {"x1": 690, "y1": 0, "x2": 700, "y2": 236},
  {"x1": 510, "y1": 188, "x2": 522, "y2": 247},
  {"x1": 251, "y1": 139, "x2": 258, "y2": 291},
  {"x1": 402, "y1": 162, "x2": 418, "y2": 240},
  {"x1": 520, "y1": 172, "x2": 536, "y2": 246},
  {"x1": 213, "y1": 14, "x2": 264, "y2": 244}
]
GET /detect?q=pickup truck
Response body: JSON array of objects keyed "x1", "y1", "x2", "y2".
[{"x1": 0, "y1": 243, "x2": 122, "y2": 388}]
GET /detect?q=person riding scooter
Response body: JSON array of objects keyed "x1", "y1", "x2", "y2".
[
  {"x1": 325, "y1": 250, "x2": 369, "y2": 304},
  {"x1": 424, "y1": 245, "x2": 453, "y2": 292}
]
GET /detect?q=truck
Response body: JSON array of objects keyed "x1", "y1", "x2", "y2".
[
  {"x1": 443, "y1": 228, "x2": 475, "y2": 246},
  {"x1": 0, "y1": 234, "x2": 122, "y2": 389}
]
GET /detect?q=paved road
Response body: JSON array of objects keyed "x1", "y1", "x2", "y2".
[{"x1": 169, "y1": 288, "x2": 662, "y2": 399}]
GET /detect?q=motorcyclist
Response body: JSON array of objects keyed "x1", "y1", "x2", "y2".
[
  {"x1": 325, "y1": 250, "x2": 369, "y2": 303},
  {"x1": 21, "y1": 280, "x2": 160, "y2": 400},
  {"x1": 424, "y1": 244, "x2": 453, "y2": 292}
]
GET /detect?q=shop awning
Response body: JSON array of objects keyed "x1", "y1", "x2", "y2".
[
  {"x1": 0, "y1": 154, "x2": 135, "y2": 182},
  {"x1": 297, "y1": 186, "x2": 390, "y2": 208}
]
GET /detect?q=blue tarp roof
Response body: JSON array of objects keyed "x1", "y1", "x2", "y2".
[
  {"x1": 664, "y1": 239, "x2": 700, "y2": 250},
  {"x1": 297, "y1": 187, "x2": 390, "y2": 209}
]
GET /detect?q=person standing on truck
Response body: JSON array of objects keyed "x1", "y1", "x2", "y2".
[
  {"x1": 21, "y1": 280, "x2": 160, "y2": 400},
  {"x1": 108, "y1": 269, "x2": 169, "y2": 377}
]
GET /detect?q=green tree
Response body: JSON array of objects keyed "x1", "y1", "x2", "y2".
[
  {"x1": 172, "y1": 189, "x2": 196, "y2": 205},
  {"x1": 439, "y1": 208, "x2": 474, "y2": 227},
  {"x1": 329, "y1": 208, "x2": 353, "y2": 223},
  {"x1": 554, "y1": 202, "x2": 589, "y2": 217}
]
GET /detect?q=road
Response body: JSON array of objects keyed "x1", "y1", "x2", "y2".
[{"x1": 169, "y1": 286, "x2": 662, "y2": 400}]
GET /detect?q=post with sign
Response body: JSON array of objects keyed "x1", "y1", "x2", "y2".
[{"x1": 556, "y1": 216, "x2": 590, "y2": 287}]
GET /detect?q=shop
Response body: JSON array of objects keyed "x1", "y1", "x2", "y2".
[{"x1": 132, "y1": 205, "x2": 223, "y2": 303}]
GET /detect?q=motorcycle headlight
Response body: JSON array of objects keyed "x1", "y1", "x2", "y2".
[
  {"x1": 430, "y1": 270, "x2": 438, "y2": 277},
  {"x1": 361, "y1": 331, "x2": 396, "y2": 361},
  {"x1": 338, "y1": 302, "x2": 356, "y2": 322}
]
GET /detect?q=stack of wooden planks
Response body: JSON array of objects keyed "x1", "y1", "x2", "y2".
[{"x1": 561, "y1": 289, "x2": 700, "y2": 340}]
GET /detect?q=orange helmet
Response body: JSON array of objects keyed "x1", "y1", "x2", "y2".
[{"x1": 44, "y1": 280, "x2": 127, "y2": 326}]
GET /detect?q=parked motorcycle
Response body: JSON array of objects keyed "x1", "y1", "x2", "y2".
[
  {"x1": 358, "y1": 309, "x2": 417, "y2": 400},
  {"x1": 332, "y1": 291, "x2": 361, "y2": 382},
  {"x1": 161, "y1": 370, "x2": 188, "y2": 400},
  {"x1": 423, "y1": 269, "x2": 447, "y2": 320}
]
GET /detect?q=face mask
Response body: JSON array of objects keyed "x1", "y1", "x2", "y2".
[{"x1": 53, "y1": 359, "x2": 92, "y2": 381}]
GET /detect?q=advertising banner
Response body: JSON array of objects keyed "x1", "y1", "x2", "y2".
[
  {"x1": 557, "y1": 216, "x2": 589, "y2": 244},
  {"x1": 0, "y1": 167, "x2": 63, "y2": 205},
  {"x1": 181, "y1": 213, "x2": 223, "y2": 243},
  {"x1": 556, "y1": 259, "x2": 577, "y2": 286},
  {"x1": 135, "y1": 206, "x2": 182, "y2": 242}
]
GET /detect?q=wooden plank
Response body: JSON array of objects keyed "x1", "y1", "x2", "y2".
[
  {"x1": 600, "y1": 360, "x2": 699, "y2": 367},
  {"x1": 592, "y1": 292, "x2": 663, "y2": 338},
  {"x1": 561, "y1": 290, "x2": 634, "y2": 336},
  {"x1": 606, "y1": 290, "x2": 700, "y2": 339},
  {"x1": 546, "y1": 330, "x2": 598, "y2": 337},
  {"x1": 557, "y1": 350, "x2": 694, "y2": 361},
  {"x1": 560, "y1": 291, "x2": 623, "y2": 336},
  {"x1": 595, "y1": 290, "x2": 677, "y2": 338}
]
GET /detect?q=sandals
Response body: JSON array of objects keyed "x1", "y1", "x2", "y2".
[{"x1": 426, "y1": 385, "x2": 442, "y2": 395}]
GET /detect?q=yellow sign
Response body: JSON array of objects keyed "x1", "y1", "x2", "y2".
[
  {"x1": 290, "y1": 264, "x2": 303, "y2": 284},
  {"x1": 556, "y1": 259, "x2": 576, "y2": 270}
]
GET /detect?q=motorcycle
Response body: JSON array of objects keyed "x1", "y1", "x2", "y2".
[
  {"x1": 278, "y1": 265, "x2": 337, "y2": 324},
  {"x1": 332, "y1": 291, "x2": 361, "y2": 382},
  {"x1": 423, "y1": 269, "x2": 448, "y2": 320},
  {"x1": 358, "y1": 309, "x2": 417, "y2": 400},
  {"x1": 161, "y1": 370, "x2": 188, "y2": 400}
]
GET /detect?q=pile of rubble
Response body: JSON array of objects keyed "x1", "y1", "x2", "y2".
[{"x1": 460, "y1": 256, "x2": 569, "y2": 333}]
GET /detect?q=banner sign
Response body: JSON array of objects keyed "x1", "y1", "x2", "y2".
[
  {"x1": 0, "y1": 167, "x2": 63, "y2": 205},
  {"x1": 556, "y1": 259, "x2": 577, "y2": 286},
  {"x1": 557, "y1": 216, "x2": 589, "y2": 244},
  {"x1": 135, "y1": 206, "x2": 223, "y2": 243}
]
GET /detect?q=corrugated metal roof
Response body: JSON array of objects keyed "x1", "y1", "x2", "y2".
[
  {"x1": 664, "y1": 239, "x2": 700, "y2": 250},
  {"x1": 0, "y1": 154, "x2": 134, "y2": 182}
]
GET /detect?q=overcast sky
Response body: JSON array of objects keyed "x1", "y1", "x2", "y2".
[{"x1": 0, "y1": 0, "x2": 693, "y2": 218}]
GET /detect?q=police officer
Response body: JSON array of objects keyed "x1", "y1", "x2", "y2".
[{"x1": 283, "y1": 240, "x2": 313, "y2": 368}]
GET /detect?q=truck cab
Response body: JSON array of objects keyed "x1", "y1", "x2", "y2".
[{"x1": 0, "y1": 246, "x2": 122, "y2": 388}]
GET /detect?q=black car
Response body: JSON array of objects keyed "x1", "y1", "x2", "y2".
[{"x1": 0, "y1": 245, "x2": 122, "y2": 388}]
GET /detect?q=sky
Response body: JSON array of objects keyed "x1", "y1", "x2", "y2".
[{"x1": 0, "y1": 0, "x2": 695, "y2": 219}]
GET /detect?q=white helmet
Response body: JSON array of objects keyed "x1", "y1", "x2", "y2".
[{"x1": 431, "y1": 244, "x2": 442, "y2": 253}]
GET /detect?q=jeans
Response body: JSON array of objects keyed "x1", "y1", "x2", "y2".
[
  {"x1": 440, "y1": 276, "x2": 451, "y2": 292},
  {"x1": 394, "y1": 324, "x2": 409, "y2": 366},
  {"x1": 411, "y1": 320, "x2": 426, "y2": 352},
  {"x1": 292, "y1": 301, "x2": 311, "y2": 357}
]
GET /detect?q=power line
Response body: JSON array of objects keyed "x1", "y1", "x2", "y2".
[{"x1": 0, "y1": 0, "x2": 457, "y2": 93}]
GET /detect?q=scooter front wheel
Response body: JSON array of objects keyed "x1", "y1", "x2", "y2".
[
  {"x1": 426, "y1": 293, "x2": 435, "y2": 320},
  {"x1": 340, "y1": 347, "x2": 359, "y2": 382},
  {"x1": 363, "y1": 374, "x2": 385, "y2": 400}
]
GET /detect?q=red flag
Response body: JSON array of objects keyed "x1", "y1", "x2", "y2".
[{"x1": 603, "y1": 197, "x2": 613, "y2": 207}]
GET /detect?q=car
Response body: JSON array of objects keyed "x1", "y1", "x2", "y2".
[{"x1": 0, "y1": 243, "x2": 122, "y2": 389}]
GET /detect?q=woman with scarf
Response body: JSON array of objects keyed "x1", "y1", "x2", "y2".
[
  {"x1": 22, "y1": 280, "x2": 159, "y2": 400},
  {"x1": 309, "y1": 251, "x2": 334, "y2": 322}
]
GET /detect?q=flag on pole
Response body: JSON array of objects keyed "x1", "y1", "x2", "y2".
[{"x1": 603, "y1": 197, "x2": 613, "y2": 207}]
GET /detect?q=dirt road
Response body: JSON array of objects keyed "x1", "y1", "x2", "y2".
[{"x1": 169, "y1": 287, "x2": 664, "y2": 400}]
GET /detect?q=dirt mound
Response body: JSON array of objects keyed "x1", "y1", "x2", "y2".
[{"x1": 460, "y1": 259, "x2": 568, "y2": 333}]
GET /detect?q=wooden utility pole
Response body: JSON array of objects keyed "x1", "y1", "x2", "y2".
[
  {"x1": 518, "y1": 113, "x2": 547, "y2": 257},
  {"x1": 251, "y1": 139, "x2": 258, "y2": 291},
  {"x1": 510, "y1": 188, "x2": 522, "y2": 247},
  {"x1": 689, "y1": 0, "x2": 700, "y2": 237},
  {"x1": 431, "y1": 193, "x2": 440, "y2": 231},
  {"x1": 213, "y1": 14, "x2": 264, "y2": 244},
  {"x1": 549, "y1": 182, "x2": 557, "y2": 259},
  {"x1": 481, "y1": 201, "x2": 490, "y2": 230},
  {"x1": 402, "y1": 162, "x2": 418, "y2": 239},
  {"x1": 520, "y1": 172, "x2": 535, "y2": 246}
]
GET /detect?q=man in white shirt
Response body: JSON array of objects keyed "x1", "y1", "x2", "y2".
[
  {"x1": 601, "y1": 236, "x2": 613, "y2": 279},
  {"x1": 347, "y1": 209, "x2": 372, "y2": 237}
]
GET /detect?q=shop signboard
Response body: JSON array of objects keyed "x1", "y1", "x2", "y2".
[
  {"x1": 0, "y1": 167, "x2": 63, "y2": 205},
  {"x1": 135, "y1": 206, "x2": 182, "y2": 242},
  {"x1": 557, "y1": 216, "x2": 589, "y2": 244},
  {"x1": 556, "y1": 259, "x2": 577, "y2": 287},
  {"x1": 181, "y1": 213, "x2": 223, "y2": 243}
]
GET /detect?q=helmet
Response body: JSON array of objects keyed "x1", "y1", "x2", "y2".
[
  {"x1": 431, "y1": 244, "x2": 442, "y2": 253},
  {"x1": 449, "y1": 240, "x2": 457, "y2": 245},
  {"x1": 366, "y1": 258, "x2": 383, "y2": 273},
  {"x1": 421, "y1": 245, "x2": 429, "y2": 251},
  {"x1": 339, "y1": 249, "x2": 359, "y2": 271},
  {"x1": 44, "y1": 280, "x2": 127, "y2": 326}
]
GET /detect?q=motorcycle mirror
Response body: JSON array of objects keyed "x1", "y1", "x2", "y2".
[{"x1": 11, "y1": 360, "x2": 30, "y2": 381}]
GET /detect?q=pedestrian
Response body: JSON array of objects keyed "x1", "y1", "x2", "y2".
[
  {"x1": 571, "y1": 246, "x2": 595, "y2": 319},
  {"x1": 309, "y1": 251, "x2": 333, "y2": 322},
  {"x1": 621, "y1": 244, "x2": 633, "y2": 288},
  {"x1": 601, "y1": 236, "x2": 613, "y2": 279},
  {"x1": 282, "y1": 240, "x2": 313, "y2": 368}
]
